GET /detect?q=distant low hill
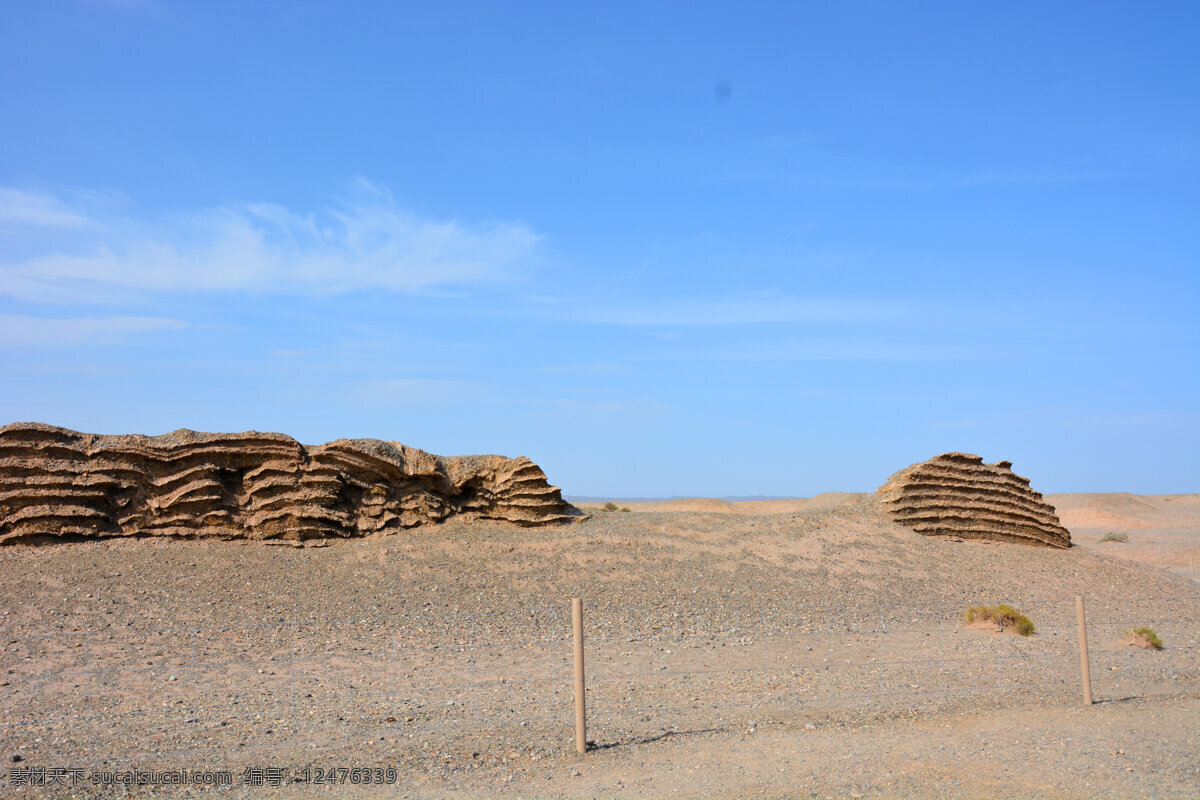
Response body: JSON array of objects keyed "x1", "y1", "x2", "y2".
[{"x1": 566, "y1": 495, "x2": 793, "y2": 504}]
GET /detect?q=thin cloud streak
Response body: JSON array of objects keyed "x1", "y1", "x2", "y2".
[
  {"x1": 0, "y1": 184, "x2": 543, "y2": 302},
  {"x1": 623, "y1": 337, "x2": 983, "y2": 363},
  {"x1": 356, "y1": 378, "x2": 486, "y2": 408},
  {"x1": 0, "y1": 314, "x2": 187, "y2": 348},
  {"x1": 0, "y1": 188, "x2": 104, "y2": 230},
  {"x1": 930, "y1": 408, "x2": 1200, "y2": 430},
  {"x1": 576, "y1": 295, "x2": 907, "y2": 326}
]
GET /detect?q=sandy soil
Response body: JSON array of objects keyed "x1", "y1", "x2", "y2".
[
  {"x1": 580, "y1": 492, "x2": 1200, "y2": 581},
  {"x1": 1048, "y1": 493, "x2": 1200, "y2": 580},
  {"x1": 1, "y1": 496, "x2": 1197, "y2": 798},
  {"x1": 576, "y1": 492, "x2": 868, "y2": 515}
]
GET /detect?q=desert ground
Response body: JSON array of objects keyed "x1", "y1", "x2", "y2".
[
  {"x1": 579, "y1": 492, "x2": 1200, "y2": 580},
  {"x1": 0, "y1": 493, "x2": 1197, "y2": 798}
]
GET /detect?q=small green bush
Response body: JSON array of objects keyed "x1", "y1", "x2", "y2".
[
  {"x1": 603, "y1": 502, "x2": 619, "y2": 512},
  {"x1": 1128, "y1": 626, "x2": 1164, "y2": 650},
  {"x1": 964, "y1": 603, "x2": 1036, "y2": 636},
  {"x1": 1098, "y1": 532, "x2": 1129, "y2": 543},
  {"x1": 620, "y1": 507, "x2": 631, "y2": 512}
]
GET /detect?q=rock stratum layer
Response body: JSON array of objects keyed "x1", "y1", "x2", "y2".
[
  {"x1": 0, "y1": 422, "x2": 579, "y2": 544},
  {"x1": 876, "y1": 453, "x2": 1071, "y2": 549}
]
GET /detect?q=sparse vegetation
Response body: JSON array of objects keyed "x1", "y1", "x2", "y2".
[
  {"x1": 1099, "y1": 531, "x2": 1130, "y2": 543},
  {"x1": 1127, "y1": 626, "x2": 1164, "y2": 650},
  {"x1": 964, "y1": 603, "x2": 1036, "y2": 636},
  {"x1": 620, "y1": 507, "x2": 631, "y2": 512},
  {"x1": 603, "y1": 502, "x2": 619, "y2": 512}
]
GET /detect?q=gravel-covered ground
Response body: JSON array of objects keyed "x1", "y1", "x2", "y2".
[{"x1": 1, "y1": 497, "x2": 1197, "y2": 798}]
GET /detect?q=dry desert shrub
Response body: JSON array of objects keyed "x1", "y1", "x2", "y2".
[
  {"x1": 1099, "y1": 532, "x2": 1130, "y2": 543},
  {"x1": 963, "y1": 603, "x2": 1036, "y2": 636},
  {"x1": 1126, "y1": 626, "x2": 1164, "y2": 650}
]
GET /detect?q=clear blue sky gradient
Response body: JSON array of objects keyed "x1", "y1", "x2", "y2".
[{"x1": 2, "y1": 1, "x2": 1197, "y2": 495}]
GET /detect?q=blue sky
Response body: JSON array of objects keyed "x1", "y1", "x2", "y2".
[{"x1": 2, "y1": 1, "x2": 1197, "y2": 496}]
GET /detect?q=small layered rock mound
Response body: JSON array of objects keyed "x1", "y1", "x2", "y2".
[
  {"x1": 0, "y1": 422, "x2": 579, "y2": 544},
  {"x1": 876, "y1": 453, "x2": 1071, "y2": 548}
]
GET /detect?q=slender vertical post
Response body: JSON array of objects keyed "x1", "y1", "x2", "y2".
[
  {"x1": 1075, "y1": 595, "x2": 1093, "y2": 705},
  {"x1": 572, "y1": 597, "x2": 587, "y2": 754}
]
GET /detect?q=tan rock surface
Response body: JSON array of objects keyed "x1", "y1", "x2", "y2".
[
  {"x1": 875, "y1": 452, "x2": 1071, "y2": 548},
  {"x1": 0, "y1": 422, "x2": 578, "y2": 544}
]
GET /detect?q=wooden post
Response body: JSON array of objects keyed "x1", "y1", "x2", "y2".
[
  {"x1": 572, "y1": 597, "x2": 588, "y2": 754},
  {"x1": 1076, "y1": 595, "x2": 1093, "y2": 705}
]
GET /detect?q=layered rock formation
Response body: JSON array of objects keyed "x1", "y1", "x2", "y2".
[
  {"x1": 0, "y1": 422, "x2": 579, "y2": 544},
  {"x1": 876, "y1": 453, "x2": 1071, "y2": 548}
]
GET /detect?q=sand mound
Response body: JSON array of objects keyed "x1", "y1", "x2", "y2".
[
  {"x1": 0, "y1": 422, "x2": 578, "y2": 544},
  {"x1": 1123, "y1": 630, "x2": 1164, "y2": 650},
  {"x1": 1049, "y1": 492, "x2": 1200, "y2": 531},
  {"x1": 876, "y1": 452, "x2": 1071, "y2": 548},
  {"x1": 586, "y1": 493, "x2": 870, "y2": 515}
]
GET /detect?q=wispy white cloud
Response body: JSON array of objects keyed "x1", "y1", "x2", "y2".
[
  {"x1": 80, "y1": 0, "x2": 171, "y2": 19},
  {"x1": 356, "y1": 378, "x2": 485, "y2": 408},
  {"x1": 523, "y1": 395, "x2": 672, "y2": 429},
  {"x1": 355, "y1": 377, "x2": 666, "y2": 426},
  {"x1": 1066, "y1": 411, "x2": 1200, "y2": 428},
  {"x1": 957, "y1": 168, "x2": 1100, "y2": 187},
  {"x1": 0, "y1": 314, "x2": 186, "y2": 348},
  {"x1": 0, "y1": 180, "x2": 542, "y2": 302},
  {"x1": 619, "y1": 336, "x2": 980, "y2": 363},
  {"x1": 577, "y1": 294, "x2": 906, "y2": 326},
  {"x1": 733, "y1": 133, "x2": 1118, "y2": 191},
  {"x1": 536, "y1": 362, "x2": 634, "y2": 375},
  {"x1": 750, "y1": 131, "x2": 821, "y2": 151},
  {"x1": 931, "y1": 407, "x2": 1200, "y2": 430},
  {"x1": 0, "y1": 188, "x2": 104, "y2": 230}
]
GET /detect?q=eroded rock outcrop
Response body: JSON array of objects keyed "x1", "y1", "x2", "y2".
[
  {"x1": 0, "y1": 422, "x2": 579, "y2": 544},
  {"x1": 876, "y1": 453, "x2": 1071, "y2": 548}
]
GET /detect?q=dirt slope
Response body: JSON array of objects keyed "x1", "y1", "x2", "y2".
[
  {"x1": 583, "y1": 491, "x2": 1197, "y2": 581},
  {"x1": 1, "y1": 495, "x2": 1195, "y2": 799},
  {"x1": 1048, "y1": 493, "x2": 1199, "y2": 579},
  {"x1": 578, "y1": 492, "x2": 867, "y2": 515}
]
